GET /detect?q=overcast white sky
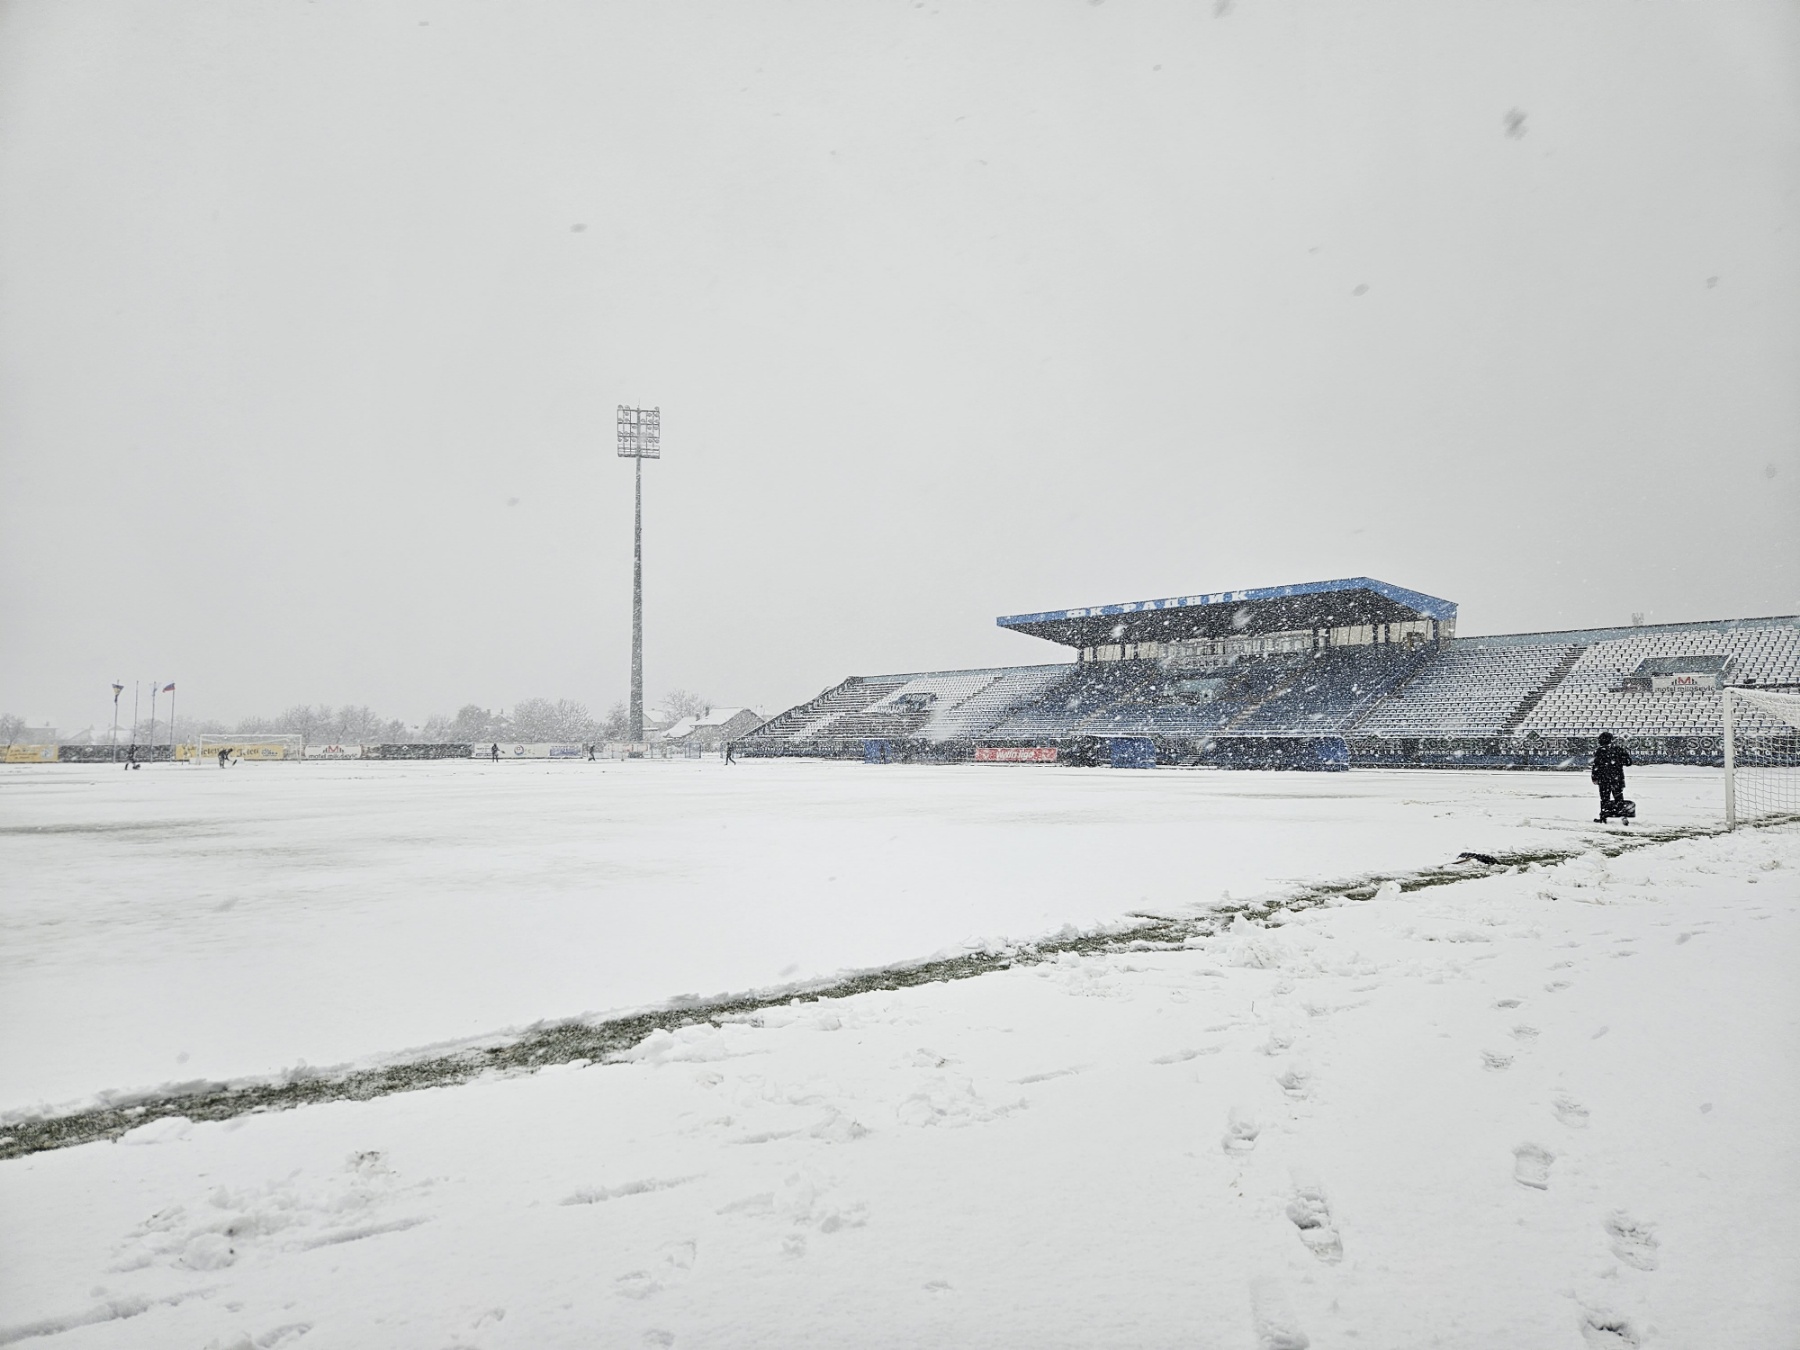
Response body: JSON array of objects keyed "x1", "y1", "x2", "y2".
[{"x1": 2, "y1": 0, "x2": 1797, "y2": 734}]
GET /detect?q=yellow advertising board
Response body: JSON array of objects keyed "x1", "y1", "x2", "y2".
[
  {"x1": 176, "y1": 741, "x2": 298, "y2": 762},
  {"x1": 3, "y1": 744, "x2": 58, "y2": 763}
]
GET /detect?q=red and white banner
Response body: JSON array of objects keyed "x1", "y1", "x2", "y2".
[{"x1": 975, "y1": 746, "x2": 1058, "y2": 763}]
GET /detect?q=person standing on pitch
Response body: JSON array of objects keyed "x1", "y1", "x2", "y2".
[
  {"x1": 1590, "y1": 732, "x2": 1633, "y2": 823},
  {"x1": 490, "y1": 742, "x2": 500, "y2": 763}
]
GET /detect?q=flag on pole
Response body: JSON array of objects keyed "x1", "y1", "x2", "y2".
[{"x1": 162, "y1": 683, "x2": 176, "y2": 693}]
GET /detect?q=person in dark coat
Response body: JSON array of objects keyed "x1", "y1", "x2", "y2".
[{"x1": 1591, "y1": 732, "x2": 1633, "y2": 823}]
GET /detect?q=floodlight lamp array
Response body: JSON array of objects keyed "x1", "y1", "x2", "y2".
[{"x1": 617, "y1": 406, "x2": 661, "y2": 459}]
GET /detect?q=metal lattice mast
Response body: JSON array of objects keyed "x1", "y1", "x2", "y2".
[{"x1": 617, "y1": 406, "x2": 660, "y2": 743}]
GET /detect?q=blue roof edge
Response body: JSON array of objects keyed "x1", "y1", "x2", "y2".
[{"x1": 995, "y1": 577, "x2": 1459, "y2": 629}]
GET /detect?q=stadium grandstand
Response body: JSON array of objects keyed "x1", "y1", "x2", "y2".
[{"x1": 734, "y1": 578, "x2": 1800, "y2": 770}]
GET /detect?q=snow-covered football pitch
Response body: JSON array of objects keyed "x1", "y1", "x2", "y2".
[{"x1": 1, "y1": 760, "x2": 1795, "y2": 1347}]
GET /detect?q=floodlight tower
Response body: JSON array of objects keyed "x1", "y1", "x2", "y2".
[{"x1": 617, "y1": 405, "x2": 661, "y2": 742}]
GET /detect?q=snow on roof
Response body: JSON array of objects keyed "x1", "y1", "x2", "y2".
[
  {"x1": 695, "y1": 706, "x2": 751, "y2": 726},
  {"x1": 996, "y1": 577, "x2": 1458, "y2": 648},
  {"x1": 661, "y1": 708, "x2": 755, "y2": 740}
]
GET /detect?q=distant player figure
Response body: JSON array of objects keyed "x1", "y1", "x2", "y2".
[
  {"x1": 587, "y1": 743, "x2": 597, "y2": 761},
  {"x1": 124, "y1": 743, "x2": 139, "y2": 770},
  {"x1": 217, "y1": 747, "x2": 232, "y2": 768},
  {"x1": 1591, "y1": 732, "x2": 1633, "y2": 823},
  {"x1": 724, "y1": 741, "x2": 736, "y2": 765},
  {"x1": 490, "y1": 742, "x2": 500, "y2": 763}
]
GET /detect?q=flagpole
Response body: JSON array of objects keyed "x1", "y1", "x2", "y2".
[
  {"x1": 148, "y1": 680, "x2": 158, "y2": 753},
  {"x1": 132, "y1": 682, "x2": 140, "y2": 748},
  {"x1": 168, "y1": 685, "x2": 176, "y2": 758},
  {"x1": 111, "y1": 683, "x2": 123, "y2": 762}
]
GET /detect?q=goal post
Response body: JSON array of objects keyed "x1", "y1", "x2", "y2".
[
  {"x1": 184, "y1": 733, "x2": 305, "y2": 763},
  {"x1": 1723, "y1": 688, "x2": 1800, "y2": 828}
]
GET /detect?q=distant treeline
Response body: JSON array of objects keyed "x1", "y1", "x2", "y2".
[
  {"x1": 162, "y1": 690, "x2": 710, "y2": 746},
  {"x1": 5, "y1": 691, "x2": 716, "y2": 748}
]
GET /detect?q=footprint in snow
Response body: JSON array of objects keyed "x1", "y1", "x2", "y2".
[
  {"x1": 1513, "y1": 1143, "x2": 1555, "y2": 1190},
  {"x1": 1285, "y1": 1173, "x2": 1342, "y2": 1264},
  {"x1": 1553, "y1": 1095, "x2": 1590, "y2": 1128},
  {"x1": 249, "y1": 1326, "x2": 311, "y2": 1348},
  {"x1": 1493, "y1": 998, "x2": 1523, "y2": 1009},
  {"x1": 1274, "y1": 1064, "x2": 1311, "y2": 1099},
  {"x1": 1579, "y1": 1309, "x2": 1642, "y2": 1348},
  {"x1": 1482, "y1": 1050, "x2": 1514, "y2": 1071},
  {"x1": 1222, "y1": 1108, "x2": 1261, "y2": 1154},
  {"x1": 1014, "y1": 1066, "x2": 1084, "y2": 1084},
  {"x1": 1152, "y1": 1047, "x2": 1219, "y2": 1065},
  {"x1": 1604, "y1": 1212, "x2": 1660, "y2": 1270},
  {"x1": 1249, "y1": 1276, "x2": 1310, "y2": 1350},
  {"x1": 1260, "y1": 1027, "x2": 1298, "y2": 1056},
  {"x1": 614, "y1": 1270, "x2": 663, "y2": 1300},
  {"x1": 1510, "y1": 1025, "x2": 1539, "y2": 1042}
]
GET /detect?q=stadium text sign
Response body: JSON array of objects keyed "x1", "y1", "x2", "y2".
[
  {"x1": 1651, "y1": 673, "x2": 1722, "y2": 691},
  {"x1": 975, "y1": 746, "x2": 1058, "y2": 764}
]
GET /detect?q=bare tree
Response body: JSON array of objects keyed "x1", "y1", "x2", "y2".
[
  {"x1": 447, "y1": 705, "x2": 501, "y2": 743},
  {"x1": 599, "y1": 701, "x2": 629, "y2": 741},
  {"x1": 511, "y1": 697, "x2": 597, "y2": 742},
  {"x1": 0, "y1": 713, "x2": 24, "y2": 746},
  {"x1": 663, "y1": 689, "x2": 709, "y2": 720}
]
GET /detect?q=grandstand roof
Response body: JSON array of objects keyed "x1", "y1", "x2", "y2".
[{"x1": 996, "y1": 577, "x2": 1457, "y2": 649}]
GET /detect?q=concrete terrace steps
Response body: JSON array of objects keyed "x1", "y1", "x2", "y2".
[{"x1": 1505, "y1": 645, "x2": 1588, "y2": 732}]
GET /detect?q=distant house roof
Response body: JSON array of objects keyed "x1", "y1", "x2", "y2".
[
  {"x1": 662, "y1": 707, "x2": 758, "y2": 740},
  {"x1": 696, "y1": 706, "x2": 752, "y2": 726}
]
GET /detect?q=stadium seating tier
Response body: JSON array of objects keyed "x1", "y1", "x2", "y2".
[{"x1": 735, "y1": 617, "x2": 1800, "y2": 760}]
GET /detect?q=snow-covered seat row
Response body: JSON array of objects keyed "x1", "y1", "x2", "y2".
[
  {"x1": 984, "y1": 660, "x2": 1169, "y2": 740},
  {"x1": 819, "y1": 670, "x2": 1024, "y2": 740},
  {"x1": 737, "y1": 675, "x2": 913, "y2": 747},
  {"x1": 1231, "y1": 646, "x2": 1432, "y2": 734},
  {"x1": 919, "y1": 666, "x2": 1073, "y2": 741},
  {"x1": 1515, "y1": 621, "x2": 1800, "y2": 736},
  {"x1": 1356, "y1": 643, "x2": 1577, "y2": 735}
]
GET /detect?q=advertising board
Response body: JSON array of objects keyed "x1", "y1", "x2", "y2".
[
  {"x1": 477, "y1": 743, "x2": 590, "y2": 760},
  {"x1": 1651, "y1": 673, "x2": 1721, "y2": 692},
  {"x1": 974, "y1": 746, "x2": 1058, "y2": 763}
]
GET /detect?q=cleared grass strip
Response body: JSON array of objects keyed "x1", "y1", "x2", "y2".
[{"x1": 3, "y1": 816, "x2": 1788, "y2": 1161}]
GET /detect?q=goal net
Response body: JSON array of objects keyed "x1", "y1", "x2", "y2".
[
  {"x1": 1724, "y1": 688, "x2": 1800, "y2": 827},
  {"x1": 188, "y1": 733, "x2": 305, "y2": 763}
]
